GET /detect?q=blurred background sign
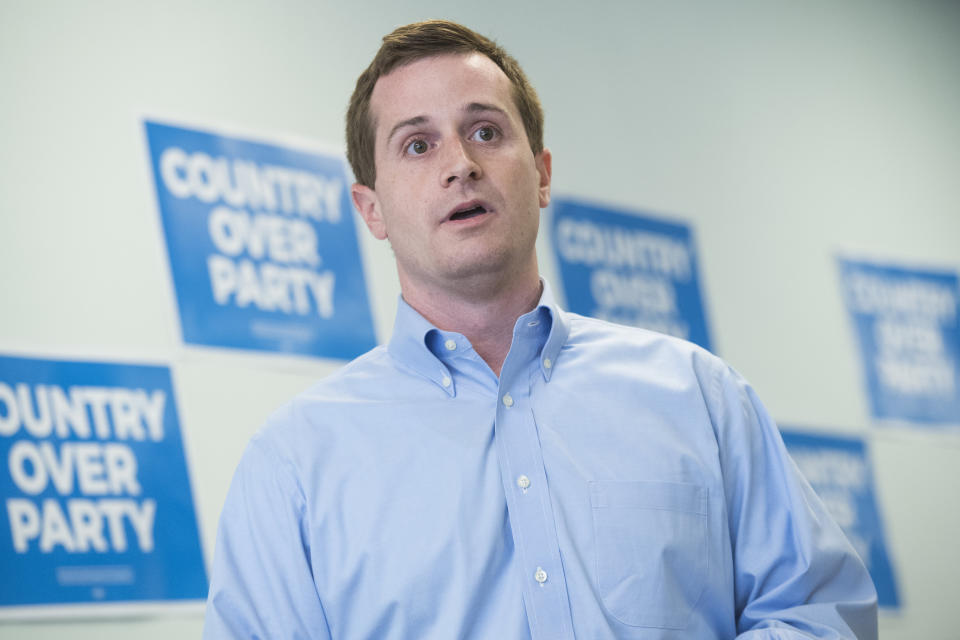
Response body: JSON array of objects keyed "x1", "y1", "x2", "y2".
[
  {"x1": 781, "y1": 428, "x2": 900, "y2": 609},
  {"x1": 0, "y1": 354, "x2": 207, "y2": 615},
  {"x1": 838, "y1": 257, "x2": 960, "y2": 425},
  {"x1": 551, "y1": 198, "x2": 713, "y2": 351},
  {"x1": 145, "y1": 120, "x2": 377, "y2": 360}
]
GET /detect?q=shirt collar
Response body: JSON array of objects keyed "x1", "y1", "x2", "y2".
[
  {"x1": 533, "y1": 279, "x2": 569, "y2": 382},
  {"x1": 386, "y1": 279, "x2": 570, "y2": 395}
]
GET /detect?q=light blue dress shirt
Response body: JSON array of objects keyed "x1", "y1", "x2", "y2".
[{"x1": 204, "y1": 283, "x2": 877, "y2": 639}]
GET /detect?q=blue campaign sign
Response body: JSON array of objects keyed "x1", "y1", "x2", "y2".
[
  {"x1": 838, "y1": 257, "x2": 960, "y2": 424},
  {"x1": 0, "y1": 355, "x2": 206, "y2": 611},
  {"x1": 550, "y1": 198, "x2": 712, "y2": 350},
  {"x1": 781, "y1": 429, "x2": 900, "y2": 609},
  {"x1": 144, "y1": 120, "x2": 377, "y2": 360}
]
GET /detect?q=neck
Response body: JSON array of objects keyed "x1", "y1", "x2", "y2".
[{"x1": 400, "y1": 267, "x2": 542, "y2": 377}]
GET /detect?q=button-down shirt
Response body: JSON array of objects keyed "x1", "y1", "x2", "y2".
[{"x1": 204, "y1": 283, "x2": 878, "y2": 639}]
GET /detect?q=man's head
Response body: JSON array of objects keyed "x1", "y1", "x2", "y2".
[
  {"x1": 346, "y1": 20, "x2": 544, "y2": 189},
  {"x1": 347, "y1": 21, "x2": 551, "y2": 305}
]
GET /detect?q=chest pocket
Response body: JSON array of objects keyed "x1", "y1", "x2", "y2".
[{"x1": 589, "y1": 480, "x2": 708, "y2": 629}]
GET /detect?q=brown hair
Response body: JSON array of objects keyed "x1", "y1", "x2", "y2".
[{"x1": 346, "y1": 20, "x2": 544, "y2": 188}]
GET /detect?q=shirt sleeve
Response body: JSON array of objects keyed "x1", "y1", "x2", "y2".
[
  {"x1": 203, "y1": 433, "x2": 332, "y2": 640},
  {"x1": 702, "y1": 359, "x2": 879, "y2": 640}
]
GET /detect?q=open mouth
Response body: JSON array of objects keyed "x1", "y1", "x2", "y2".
[{"x1": 449, "y1": 205, "x2": 488, "y2": 221}]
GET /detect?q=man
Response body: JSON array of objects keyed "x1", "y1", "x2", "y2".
[{"x1": 204, "y1": 20, "x2": 878, "y2": 639}]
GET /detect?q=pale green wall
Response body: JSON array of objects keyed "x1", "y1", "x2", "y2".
[{"x1": 1, "y1": 1, "x2": 958, "y2": 637}]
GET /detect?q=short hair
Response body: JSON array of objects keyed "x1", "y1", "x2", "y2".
[{"x1": 346, "y1": 20, "x2": 544, "y2": 188}]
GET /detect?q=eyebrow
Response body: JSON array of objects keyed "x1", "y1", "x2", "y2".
[
  {"x1": 386, "y1": 115, "x2": 429, "y2": 146},
  {"x1": 384, "y1": 103, "x2": 511, "y2": 146},
  {"x1": 465, "y1": 102, "x2": 509, "y2": 118}
]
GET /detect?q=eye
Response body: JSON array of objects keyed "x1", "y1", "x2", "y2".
[
  {"x1": 406, "y1": 139, "x2": 429, "y2": 155},
  {"x1": 471, "y1": 126, "x2": 497, "y2": 142}
]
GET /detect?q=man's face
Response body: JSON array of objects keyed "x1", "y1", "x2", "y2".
[{"x1": 352, "y1": 53, "x2": 551, "y2": 296}]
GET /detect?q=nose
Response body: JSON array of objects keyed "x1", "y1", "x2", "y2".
[{"x1": 441, "y1": 139, "x2": 482, "y2": 186}]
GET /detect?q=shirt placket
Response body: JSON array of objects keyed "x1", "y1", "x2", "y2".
[{"x1": 494, "y1": 327, "x2": 575, "y2": 640}]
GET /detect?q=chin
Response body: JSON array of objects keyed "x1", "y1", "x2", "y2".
[{"x1": 446, "y1": 249, "x2": 513, "y2": 277}]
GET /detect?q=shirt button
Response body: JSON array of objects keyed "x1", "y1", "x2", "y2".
[
  {"x1": 444, "y1": 339, "x2": 457, "y2": 351},
  {"x1": 517, "y1": 475, "x2": 531, "y2": 490},
  {"x1": 441, "y1": 375, "x2": 451, "y2": 388},
  {"x1": 534, "y1": 567, "x2": 547, "y2": 584},
  {"x1": 543, "y1": 358, "x2": 552, "y2": 369},
  {"x1": 502, "y1": 393, "x2": 514, "y2": 408}
]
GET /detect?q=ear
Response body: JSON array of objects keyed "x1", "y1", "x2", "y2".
[
  {"x1": 351, "y1": 183, "x2": 388, "y2": 240},
  {"x1": 535, "y1": 147, "x2": 552, "y2": 208}
]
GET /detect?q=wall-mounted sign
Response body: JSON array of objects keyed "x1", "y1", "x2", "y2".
[
  {"x1": 781, "y1": 429, "x2": 900, "y2": 608},
  {"x1": 838, "y1": 257, "x2": 960, "y2": 424},
  {"x1": 551, "y1": 198, "x2": 712, "y2": 350},
  {"x1": 0, "y1": 354, "x2": 206, "y2": 615},
  {"x1": 144, "y1": 120, "x2": 377, "y2": 360}
]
